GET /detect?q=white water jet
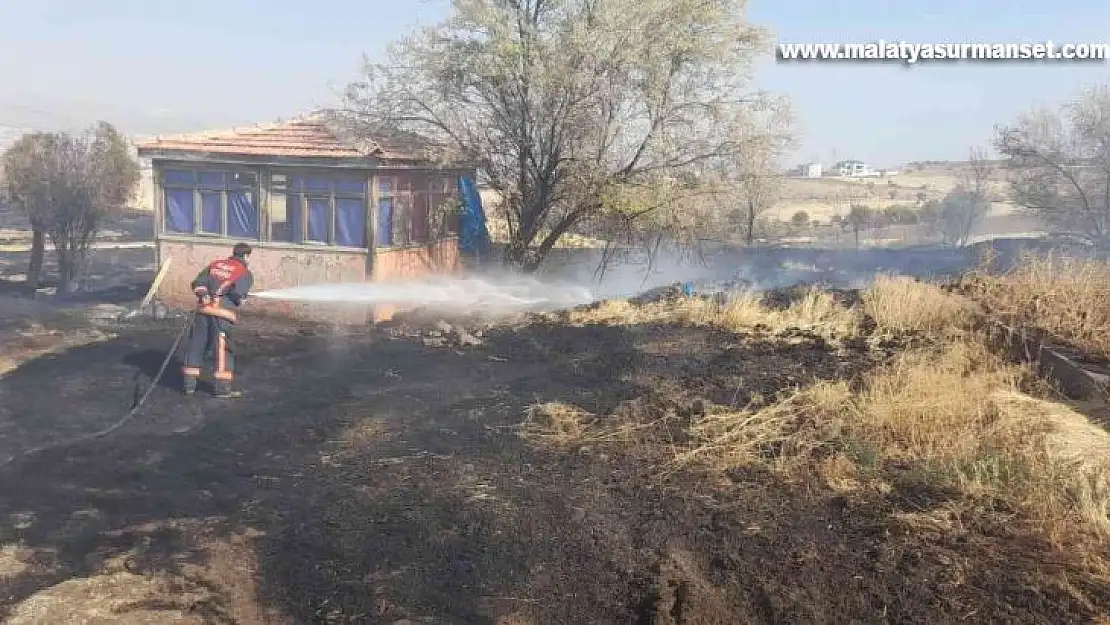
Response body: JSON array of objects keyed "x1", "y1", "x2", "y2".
[{"x1": 252, "y1": 274, "x2": 597, "y2": 314}]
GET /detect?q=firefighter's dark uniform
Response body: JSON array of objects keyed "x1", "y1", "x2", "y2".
[{"x1": 181, "y1": 244, "x2": 255, "y2": 397}]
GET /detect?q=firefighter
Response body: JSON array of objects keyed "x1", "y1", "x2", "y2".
[{"x1": 181, "y1": 242, "x2": 255, "y2": 398}]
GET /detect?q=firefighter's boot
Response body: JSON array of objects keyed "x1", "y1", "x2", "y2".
[
  {"x1": 213, "y1": 381, "x2": 243, "y2": 398},
  {"x1": 183, "y1": 374, "x2": 198, "y2": 396}
]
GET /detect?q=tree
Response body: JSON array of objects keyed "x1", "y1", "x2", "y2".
[
  {"x1": 883, "y1": 205, "x2": 918, "y2": 225},
  {"x1": 918, "y1": 199, "x2": 941, "y2": 237},
  {"x1": 732, "y1": 141, "x2": 786, "y2": 245},
  {"x1": 790, "y1": 210, "x2": 809, "y2": 228},
  {"x1": 995, "y1": 84, "x2": 1110, "y2": 243},
  {"x1": 342, "y1": 0, "x2": 791, "y2": 271},
  {"x1": 2, "y1": 134, "x2": 52, "y2": 289},
  {"x1": 938, "y1": 186, "x2": 987, "y2": 247},
  {"x1": 847, "y1": 204, "x2": 870, "y2": 248},
  {"x1": 2, "y1": 122, "x2": 138, "y2": 292},
  {"x1": 932, "y1": 147, "x2": 991, "y2": 247}
]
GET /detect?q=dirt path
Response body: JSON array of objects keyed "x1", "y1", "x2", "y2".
[{"x1": 0, "y1": 314, "x2": 1106, "y2": 623}]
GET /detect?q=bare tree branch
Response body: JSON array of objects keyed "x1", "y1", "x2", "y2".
[{"x1": 995, "y1": 84, "x2": 1110, "y2": 243}]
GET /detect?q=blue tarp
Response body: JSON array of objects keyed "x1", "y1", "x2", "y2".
[{"x1": 457, "y1": 175, "x2": 491, "y2": 258}]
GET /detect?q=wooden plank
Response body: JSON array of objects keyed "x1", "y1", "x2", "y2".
[
  {"x1": 152, "y1": 162, "x2": 164, "y2": 268},
  {"x1": 138, "y1": 256, "x2": 173, "y2": 312},
  {"x1": 368, "y1": 172, "x2": 380, "y2": 279}
]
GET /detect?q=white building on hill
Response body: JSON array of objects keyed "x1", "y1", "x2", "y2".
[{"x1": 836, "y1": 160, "x2": 878, "y2": 177}]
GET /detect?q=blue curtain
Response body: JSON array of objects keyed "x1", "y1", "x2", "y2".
[
  {"x1": 307, "y1": 198, "x2": 330, "y2": 242},
  {"x1": 289, "y1": 195, "x2": 303, "y2": 243},
  {"x1": 377, "y1": 198, "x2": 393, "y2": 246},
  {"x1": 227, "y1": 191, "x2": 259, "y2": 238},
  {"x1": 200, "y1": 192, "x2": 222, "y2": 233},
  {"x1": 336, "y1": 198, "x2": 366, "y2": 247},
  {"x1": 165, "y1": 189, "x2": 194, "y2": 233}
]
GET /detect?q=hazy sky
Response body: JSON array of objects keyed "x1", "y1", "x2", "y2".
[{"x1": 0, "y1": 0, "x2": 1106, "y2": 165}]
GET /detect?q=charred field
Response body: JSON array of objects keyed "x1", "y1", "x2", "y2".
[{"x1": 1, "y1": 271, "x2": 1110, "y2": 624}]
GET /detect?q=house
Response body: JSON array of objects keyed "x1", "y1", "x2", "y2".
[
  {"x1": 835, "y1": 160, "x2": 876, "y2": 178},
  {"x1": 804, "y1": 163, "x2": 823, "y2": 178},
  {"x1": 135, "y1": 113, "x2": 473, "y2": 321}
]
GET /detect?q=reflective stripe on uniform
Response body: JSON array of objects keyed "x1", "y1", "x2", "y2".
[{"x1": 214, "y1": 333, "x2": 231, "y2": 380}]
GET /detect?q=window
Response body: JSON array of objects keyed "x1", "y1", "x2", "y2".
[
  {"x1": 269, "y1": 173, "x2": 367, "y2": 247},
  {"x1": 377, "y1": 197, "x2": 394, "y2": 246},
  {"x1": 161, "y1": 169, "x2": 260, "y2": 239},
  {"x1": 268, "y1": 175, "x2": 296, "y2": 242},
  {"x1": 376, "y1": 172, "x2": 460, "y2": 247}
]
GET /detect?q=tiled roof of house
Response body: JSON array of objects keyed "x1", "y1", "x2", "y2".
[{"x1": 134, "y1": 113, "x2": 430, "y2": 161}]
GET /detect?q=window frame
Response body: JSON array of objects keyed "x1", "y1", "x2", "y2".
[
  {"x1": 376, "y1": 171, "x2": 460, "y2": 249},
  {"x1": 160, "y1": 167, "x2": 261, "y2": 240},
  {"x1": 268, "y1": 171, "x2": 368, "y2": 249}
]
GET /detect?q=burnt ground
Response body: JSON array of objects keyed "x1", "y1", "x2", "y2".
[{"x1": 0, "y1": 310, "x2": 1109, "y2": 624}]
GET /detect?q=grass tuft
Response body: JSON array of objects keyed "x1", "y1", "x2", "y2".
[
  {"x1": 966, "y1": 253, "x2": 1110, "y2": 358},
  {"x1": 862, "y1": 274, "x2": 976, "y2": 336}
]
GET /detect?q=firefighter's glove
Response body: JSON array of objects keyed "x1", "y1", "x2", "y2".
[{"x1": 193, "y1": 286, "x2": 212, "y2": 306}]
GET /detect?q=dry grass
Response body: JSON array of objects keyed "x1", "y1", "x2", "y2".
[
  {"x1": 677, "y1": 381, "x2": 851, "y2": 470},
  {"x1": 566, "y1": 274, "x2": 981, "y2": 344},
  {"x1": 862, "y1": 274, "x2": 976, "y2": 336},
  {"x1": 0, "y1": 544, "x2": 33, "y2": 579},
  {"x1": 677, "y1": 338, "x2": 1110, "y2": 544},
  {"x1": 518, "y1": 402, "x2": 596, "y2": 448},
  {"x1": 687, "y1": 290, "x2": 861, "y2": 337},
  {"x1": 538, "y1": 274, "x2": 1110, "y2": 562},
  {"x1": 967, "y1": 253, "x2": 1110, "y2": 359},
  {"x1": 516, "y1": 401, "x2": 665, "y2": 455},
  {"x1": 565, "y1": 288, "x2": 862, "y2": 341}
]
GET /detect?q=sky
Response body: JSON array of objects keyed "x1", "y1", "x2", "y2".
[{"x1": 0, "y1": 0, "x2": 1106, "y2": 166}]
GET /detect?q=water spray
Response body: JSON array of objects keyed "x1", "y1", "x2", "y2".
[{"x1": 252, "y1": 275, "x2": 598, "y2": 315}]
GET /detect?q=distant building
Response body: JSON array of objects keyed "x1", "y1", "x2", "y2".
[
  {"x1": 836, "y1": 160, "x2": 877, "y2": 177},
  {"x1": 804, "y1": 163, "x2": 823, "y2": 178}
]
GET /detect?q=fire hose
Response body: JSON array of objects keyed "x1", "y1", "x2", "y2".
[{"x1": 0, "y1": 310, "x2": 197, "y2": 469}]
